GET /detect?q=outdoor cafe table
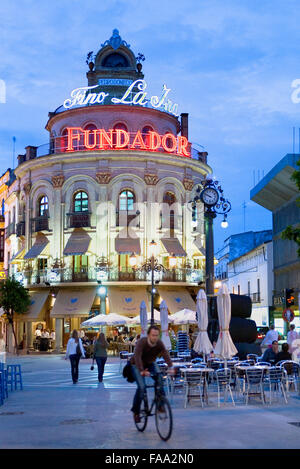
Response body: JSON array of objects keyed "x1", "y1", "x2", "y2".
[
  {"x1": 172, "y1": 362, "x2": 193, "y2": 368},
  {"x1": 180, "y1": 367, "x2": 215, "y2": 405}
]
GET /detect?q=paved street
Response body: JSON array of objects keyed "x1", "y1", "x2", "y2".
[{"x1": 1, "y1": 354, "x2": 300, "y2": 449}]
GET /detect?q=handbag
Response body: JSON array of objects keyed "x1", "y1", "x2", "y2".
[
  {"x1": 90, "y1": 358, "x2": 95, "y2": 371},
  {"x1": 122, "y1": 361, "x2": 135, "y2": 383}
]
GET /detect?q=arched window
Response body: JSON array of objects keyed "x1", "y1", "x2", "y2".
[
  {"x1": 102, "y1": 53, "x2": 129, "y2": 68},
  {"x1": 161, "y1": 191, "x2": 176, "y2": 236},
  {"x1": 142, "y1": 125, "x2": 153, "y2": 147},
  {"x1": 39, "y1": 196, "x2": 49, "y2": 217},
  {"x1": 113, "y1": 122, "x2": 128, "y2": 147},
  {"x1": 74, "y1": 191, "x2": 89, "y2": 212},
  {"x1": 117, "y1": 190, "x2": 136, "y2": 226},
  {"x1": 84, "y1": 123, "x2": 97, "y2": 147}
]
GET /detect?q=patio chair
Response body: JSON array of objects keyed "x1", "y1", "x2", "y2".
[
  {"x1": 119, "y1": 351, "x2": 130, "y2": 373},
  {"x1": 280, "y1": 361, "x2": 300, "y2": 393},
  {"x1": 182, "y1": 370, "x2": 206, "y2": 408},
  {"x1": 157, "y1": 363, "x2": 171, "y2": 396},
  {"x1": 191, "y1": 358, "x2": 204, "y2": 364},
  {"x1": 245, "y1": 368, "x2": 265, "y2": 405},
  {"x1": 215, "y1": 368, "x2": 235, "y2": 407},
  {"x1": 255, "y1": 361, "x2": 271, "y2": 367},
  {"x1": 264, "y1": 367, "x2": 288, "y2": 404},
  {"x1": 169, "y1": 365, "x2": 187, "y2": 398},
  {"x1": 246, "y1": 354, "x2": 259, "y2": 362},
  {"x1": 239, "y1": 359, "x2": 256, "y2": 366}
]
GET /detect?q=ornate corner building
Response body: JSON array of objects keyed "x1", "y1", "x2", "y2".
[{"x1": 2, "y1": 30, "x2": 212, "y2": 350}]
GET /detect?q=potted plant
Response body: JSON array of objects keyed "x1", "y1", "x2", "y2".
[
  {"x1": 86, "y1": 51, "x2": 95, "y2": 71},
  {"x1": 136, "y1": 53, "x2": 145, "y2": 73}
]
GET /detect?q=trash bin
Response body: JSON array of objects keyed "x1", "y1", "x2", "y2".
[{"x1": 39, "y1": 337, "x2": 49, "y2": 351}]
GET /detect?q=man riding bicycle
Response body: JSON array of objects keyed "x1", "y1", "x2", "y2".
[{"x1": 130, "y1": 325, "x2": 174, "y2": 423}]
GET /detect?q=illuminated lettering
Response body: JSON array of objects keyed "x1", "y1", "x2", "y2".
[
  {"x1": 83, "y1": 130, "x2": 98, "y2": 149},
  {"x1": 161, "y1": 133, "x2": 177, "y2": 153},
  {"x1": 65, "y1": 128, "x2": 191, "y2": 157},
  {"x1": 115, "y1": 129, "x2": 130, "y2": 149},
  {"x1": 66, "y1": 127, "x2": 82, "y2": 151},
  {"x1": 130, "y1": 130, "x2": 147, "y2": 150}
]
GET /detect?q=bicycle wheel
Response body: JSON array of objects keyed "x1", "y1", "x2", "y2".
[
  {"x1": 155, "y1": 395, "x2": 173, "y2": 441},
  {"x1": 134, "y1": 395, "x2": 148, "y2": 432}
]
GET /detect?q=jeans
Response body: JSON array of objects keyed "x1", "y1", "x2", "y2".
[
  {"x1": 131, "y1": 362, "x2": 165, "y2": 414},
  {"x1": 69, "y1": 354, "x2": 80, "y2": 383},
  {"x1": 95, "y1": 356, "x2": 107, "y2": 381}
]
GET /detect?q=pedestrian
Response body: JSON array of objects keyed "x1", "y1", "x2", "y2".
[
  {"x1": 261, "y1": 324, "x2": 279, "y2": 347},
  {"x1": 93, "y1": 332, "x2": 109, "y2": 382},
  {"x1": 287, "y1": 324, "x2": 298, "y2": 354},
  {"x1": 275, "y1": 343, "x2": 292, "y2": 363},
  {"x1": 65, "y1": 329, "x2": 85, "y2": 384}
]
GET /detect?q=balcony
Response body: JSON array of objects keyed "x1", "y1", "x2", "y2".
[
  {"x1": 31, "y1": 216, "x2": 49, "y2": 232},
  {"x1": 16, "y1": 221, "x2": 26, "y2": 237},
  {"x1": 5, "y1": 223, "x2": 16, "y2": 238},
  {"x1": 66, "y1": 212, "x2": 91, "y2": 228},
  {"x1": 246, "y1": 292, "x2": 261, "y2": 303},
  {"x1": 18, "y1": 266, "x2": 204, "y2": 285}
]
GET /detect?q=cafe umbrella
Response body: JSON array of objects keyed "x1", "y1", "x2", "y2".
[
  {"x1": 193, "y1": 289, "x2": 213, "y2": 358},
  {"x1": 140, "y1": 300, "x2": 148, "y2": 338},
  {"x1": 81, "y1": 313, "x2": 131, "y2": 327},
  {"x1": 169, "y1": 308, "x2": 197, "y2": 325},
  {"x1": 132, "y1": 309, "x2": 171, "y2": 324},
  {"x1": 214, "y1": 283, "x2": 237, "y2": 363},
  {"x1": 160, "y1": 300, "x2": 171, "y2": 350}
]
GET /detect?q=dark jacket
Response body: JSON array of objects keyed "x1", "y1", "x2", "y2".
[{"x1": 275, "y1": 351, "x2": 292, "y2": 364}]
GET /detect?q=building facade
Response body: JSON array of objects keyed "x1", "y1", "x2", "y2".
[
  {"x1": 215, "y1": 230, "x2": 273, "y2": 327},
  {"x1": 251, "y1": 153, "x2": 300, "y2": 334},
  {"x1": 2, "y1": 30, "x2": 211, "y2": 351}
]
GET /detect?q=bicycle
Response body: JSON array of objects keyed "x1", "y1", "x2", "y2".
[{"x1": 134, "y1": 371, "x2": 173, "y2": 441}]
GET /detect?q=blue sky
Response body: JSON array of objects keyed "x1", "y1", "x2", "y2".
[{"x1": 0, "y1": 0, "x2": 300, "y2": 250}]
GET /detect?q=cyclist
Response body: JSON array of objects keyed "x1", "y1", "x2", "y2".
[{"x1": 130, "y1": 325, "x2": 174, "y2": 423}]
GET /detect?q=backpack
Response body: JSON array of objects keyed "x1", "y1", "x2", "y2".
[{"x1": 122, "y1": 361, "x2": 135, "y2": 383}]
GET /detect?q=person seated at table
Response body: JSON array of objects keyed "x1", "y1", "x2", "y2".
[
  {"x1": 41, "y1": 329, "x2": 49, "y2": 338},
  {"x1": 275, "y1": 342, "x2": 292, "y2": 364},
  {"x1": 35, "y1": 327, "x2": 42, "y2": 338},
  {"x1": 131, "y1": 334, "x2": 140, "y2": 345},
  {"x1": 261, "y1": 340, "x2": 279, "y2": 364}
]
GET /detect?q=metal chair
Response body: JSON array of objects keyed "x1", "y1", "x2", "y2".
[
  {"x1": 255, "y1": 361, "x2": 271, "y2": 367},
  {"x1": 240, "y1": 359, "x2": 256, "y2": 366},
  {"x1": 215, "y1": 368, "x2": 235, "y2": 407},
  {"x1": 191, "y1": 358, "x2": 204, "y2": 364},
  {"x1": 157, "y1": 363, "x2": 171, "y2": 396},
  {"x1": 264, "y1": 367, "x2": 288, "y2": 404},
  {"x1": 169, "y1": 365, "x2": 187, "y2": 398},
  {"x1": 6, "y1": 364, "x2": 23, "y2": 391},
  {"x1": 246, "y1": 354, "x2": 259, "y2": 362},
  {"x1": 280, "y1": 361, "x2": 300, "y2": 393},
  {"x1": 182, "y1": 370, "x2": 206, "y2": 408},
  {"x1": 245, "y1": 368, "x2": 265, "y2": 405}
]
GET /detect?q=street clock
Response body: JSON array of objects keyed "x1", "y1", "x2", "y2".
[{"x1": 200, "y1": 187, "x2": 219, "y2": 206}]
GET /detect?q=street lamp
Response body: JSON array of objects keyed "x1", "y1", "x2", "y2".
[
  {"x1": 139, "y1": 240, "x2": 166, "y2": 326},
  {"x1": 189, "y1": 178, "x2": 231, "y2": 319}
]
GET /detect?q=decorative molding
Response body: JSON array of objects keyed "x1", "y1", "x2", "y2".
[
  {"x1": 183, "y1": 178, "x2": 194, "y2": 191},
  {"x1": 96, "y1": 172, "x2": 112, "y2": 184},
  {"x1": 144, "y1": 174, "x2": 159, "y2": 185},
  {"x1": 23, "y1": 183, "x2": 31, "y2": 195},
  {"x1": 51, "y1": 174, "x2": 64, "y2": 188}
]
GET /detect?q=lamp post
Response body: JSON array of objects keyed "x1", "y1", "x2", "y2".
[
  {"x1": 189, "y1": 178, "x2": 231, "y2": 319},
  {"x1": 130, "y1": 240, "x2": 167, "y2": 325}
]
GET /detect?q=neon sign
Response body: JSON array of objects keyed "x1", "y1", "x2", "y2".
[
  {"x1": 65, "y1": 127, "x2": 191, "y2": 157},
  {"x1": 63, "y1": 80, "x2": 179, "y2": 117}
]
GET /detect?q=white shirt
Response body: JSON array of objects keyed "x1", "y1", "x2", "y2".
[
  {"x1": 41, "y1": 331, "x2": 49, "y2": 338},
  {"x1": 35, "y1": 329, "x2": 41, "y2": 337},
  {"x1": 65, "y1": 338, "x2": 85, "y2": 358},
  {"x1": 50, "y1": 332, "x2": 56, "y2": 340},
  {"x1": 287, "y1": 330, "x2": 298, "y2": 345},
  {"x1": 261, "y1": 329, "x2": 279, "y2": 346}
]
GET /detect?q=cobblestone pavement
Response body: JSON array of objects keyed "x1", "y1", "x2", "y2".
[{"x1": 1, "y1": 354, "x2": 300, "y2": 449}]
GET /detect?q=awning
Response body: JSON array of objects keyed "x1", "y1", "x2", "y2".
[
  {"x1": 157, "y1": 287, "x2": 196, "y2": 314},
  {"x1": 161, "y1": 238, "x2": 187, "y2": 257},
  {"x1": 24, "y1": 234, "x2": 49, "y2": 260},
  {"x1": 108, "y1": 287, "x2": 149, "y2": 316},
  {"x1": 50, "y1": 287, "x2": 97, "y2": 318},
  {"x1": 63, "y1": 229, "x2": 91, "y2": 256},
  {"x1": 115, "y1": 235, "x2": 141, "y2": 254},
  {"x1": 21, "y1": 290, "x2": 50, "y2": 321},
  {"x1": 10, "y1": 247, "x2": 26, "y2": 264},
  {"x1": 193, "y1": 235, "x2": 205, "y2": 256}
]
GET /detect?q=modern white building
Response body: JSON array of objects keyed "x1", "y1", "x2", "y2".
[{"x1": 215, "y1": 230, "x2": 273, "y2": 328}]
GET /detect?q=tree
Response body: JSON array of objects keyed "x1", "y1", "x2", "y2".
[
  {"x1": 281, "y1": 158, "x2": 300, "y2": 256},
  {"x1": 0, "y1": 277, "x2": 31, "y2": 354}
]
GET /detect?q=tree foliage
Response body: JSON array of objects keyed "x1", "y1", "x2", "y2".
[{"x1": 281, "y1": 159, "x2": 300, "y2": 256}]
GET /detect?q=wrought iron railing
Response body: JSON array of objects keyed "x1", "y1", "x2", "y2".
[
  {"x1": 66, "y1": 212, "x2": 91, "y2": 228},
  {"x1": 5, "y1": 223, "x2": 16, "y2": 238},
  {"x1": 31, "y1": 216, "x2": 50, "y2": 232},
  {"x1": 15, "y1": 266, "x2": 204, "y2": 285}
]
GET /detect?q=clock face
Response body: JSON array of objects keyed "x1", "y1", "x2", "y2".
[{"x1": 201, "y1": 187, "x2": 219, "y2": 206}]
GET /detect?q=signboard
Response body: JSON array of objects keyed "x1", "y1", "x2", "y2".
[
  {"x1": 282, "y1": 308, "x2": 295, "y2": 322},
  {"x1": 65, "y1": 127, "x2": 191, "y2": 157},
  {"x1": 63, "y1": 79, "x2": 179, "y2": 117},
  {"x1": 98, "y1": 79, "x2": 133, "y2": 87}
]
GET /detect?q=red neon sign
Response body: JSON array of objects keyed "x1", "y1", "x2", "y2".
[{"x1": 65, "y1": 127, "x2": 191, "y2": 157}]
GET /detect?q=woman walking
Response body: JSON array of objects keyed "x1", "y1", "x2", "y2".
[
  {"x1": 65, "y1": 330, "x2": 85, "y2": 384},
  {"x1": 93, "y1": 332, "x2": 109, "y2": 382}
]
